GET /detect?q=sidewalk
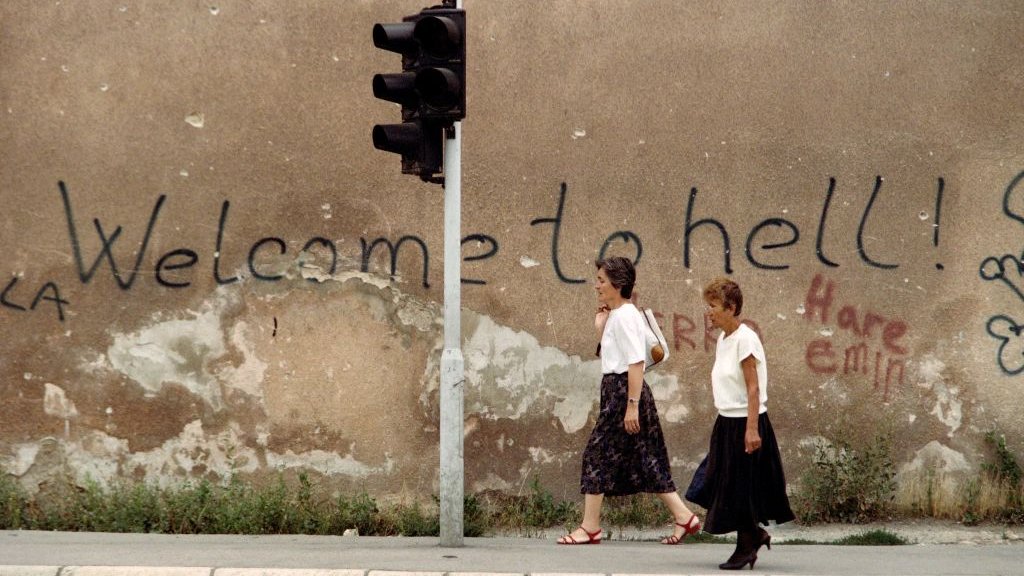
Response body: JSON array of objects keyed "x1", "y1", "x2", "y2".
[{"x1": 0, "y1": 523, "x2": 1020, "y2": 576}]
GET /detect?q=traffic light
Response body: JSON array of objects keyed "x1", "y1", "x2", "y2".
[{"x1": 372, "y1": 6, "x2": 466, "y2": 182}]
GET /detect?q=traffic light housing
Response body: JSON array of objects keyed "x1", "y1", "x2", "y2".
[{"x1": 372, "y1": 6, "x2": 466, "y2": 182}]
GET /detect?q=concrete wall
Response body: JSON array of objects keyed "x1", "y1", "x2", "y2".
[{"x1": 2, "y1": 0, "x2": 1023, "y2": 500}]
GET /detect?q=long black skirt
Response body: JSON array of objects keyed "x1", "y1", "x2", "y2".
[
  {"x1": 579, "y1": 372, "x2": 676, "y2": 496},
  {"x1": 686, "y1": 412, "x2": 795, "y2": 534}
]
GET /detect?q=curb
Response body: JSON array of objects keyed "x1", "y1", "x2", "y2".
[{"x1": 9, "y1": 566, "x2": 1017, "y2": 576}]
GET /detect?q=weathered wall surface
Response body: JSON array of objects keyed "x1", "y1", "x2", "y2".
[{"x1": 2, "y1": 1, "x2": 1023, "y2": 500}]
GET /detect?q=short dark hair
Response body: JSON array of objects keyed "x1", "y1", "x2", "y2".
[
  {"x1": 703, "y1": 277, "x2": 743, "y2": 316},
  {"x1": 596, "y1": 256, "x2": 635, "y2": 298}
]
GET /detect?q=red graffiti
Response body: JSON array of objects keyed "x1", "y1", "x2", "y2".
[
  {"x1": 655, "y1": 310, "x2": 762, "y2": 354},
  {"x1": 803, "y1": 274, "x2": 909, "y2": 401}
]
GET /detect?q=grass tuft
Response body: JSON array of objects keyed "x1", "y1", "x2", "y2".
[{"x1": 832, "y1": 529, "x2": 908, "y2": 546}]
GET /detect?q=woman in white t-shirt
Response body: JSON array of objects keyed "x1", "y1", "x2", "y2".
[
  {"x1": 558, "y1": 256, "x2": 701, "y2": 545},
  {"x1": 686, "y1": 278, "x2": 794, "y2": 570}
]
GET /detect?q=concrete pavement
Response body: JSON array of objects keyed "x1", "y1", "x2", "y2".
[{"x1": 0, "y1": 526, "x2": 1021, "y2": 576}]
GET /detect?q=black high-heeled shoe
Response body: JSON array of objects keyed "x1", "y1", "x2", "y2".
[
  {"x1": 720, "y1": 528, "x2": 759, "y2": 570},
  {"x1": 756, "y1": 527, "x2": 771, "y2": 553},
  {"x1": 719, "y1": 551, "x2": 757, "y2": 570}
]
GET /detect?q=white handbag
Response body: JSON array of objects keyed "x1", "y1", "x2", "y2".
[{"x1": 643, "y1": 308, "x2": 670, "y2": 369}]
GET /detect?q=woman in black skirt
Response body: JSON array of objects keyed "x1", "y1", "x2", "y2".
[
  {"x1": 688, "y1": 278, "x2": 795, "y2": 569},
  {"x1": 558, "y1": 257, "x2": 701, "y2": 545}
]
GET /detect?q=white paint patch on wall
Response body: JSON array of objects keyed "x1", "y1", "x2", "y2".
[
  {"x1": 898, "y1": 440, "x2": 972, "y2": 480},
  {"x1": 116, "y1": 420, "x2": 260, "y2": 486},
  {"x1": 464, "y1": 314, "x2": 596, "y2": 433},
  {"x1": 798, "y1": 435, "x2": 832, "y2": 453},
  {"x1": 916, "y1": 354, "x2": 963, "y2": 436},
  {"x1": 43, "y1": 383, "x2": 78, "y2": 438},
  {"x1": 395, "y1": 297, "x2": 441, "y2": 333},
  {"x1": 528, "y1": 446, "x2": 558, "y2": 465},
  {"x1": 65, "y1": 430, "x2": 129, "y2": 485},
  {"x1": 647, "y1": 371, "x2": 684, "y2": 411},
  {"x1": 470, "y1": 472, "x2": 515, "y2": 493},
  {"x1": 8, "y1": 418, "x2": 391, "y2": 489},
  {"x1": 0, "y1": 443, "x2": 40, "y2": 476},
  {"x1": 43, "y1": 383, "x2": 78, "y2": 418},
  {"x1": 463, "y1": 314, "x2": 685, "y2": 434},
  {"x1": 663, "y1": 403, "x2": 690, "y2": 423},
  {"x1": 266, "y1": 449, "x2": 394, "y2": 478},
  {"x1": 896, "y1": 440, "x2": 973, "y2": 495},
  {"x1": 519, "y1": 256, "x2": 540, "y2": 268},
  {"x1": 106, "y1": 311, "x2": 228, "y2": 409},
  {"x1": 98, "y1": 289, "x2": 262, "y2": 411},
  {"x1": 217, "y1": 320, "x2": 267, "y2": 400},
  {"x1": 670, "y1": 456, "x2": 703, "y2": 471}
]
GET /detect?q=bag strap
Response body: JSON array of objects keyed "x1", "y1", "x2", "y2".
[{"x1": 643, "y1": 308, "x2": 656, "y2": 332}]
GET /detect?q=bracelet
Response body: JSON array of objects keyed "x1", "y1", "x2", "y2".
[{"x1": 627, "y1": 397, "x2": 640, "y2": 404}]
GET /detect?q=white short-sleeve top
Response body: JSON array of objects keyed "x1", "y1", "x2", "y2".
[
  {"x1": 711, "y1": 322, "x2": 768, "y2": 418},
  {"x1": 600, "y1": 303, "x2": 647, "y2": 375}
]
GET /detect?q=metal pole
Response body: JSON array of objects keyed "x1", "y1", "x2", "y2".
[{"x1": 439, "y1": 119, "x2": 463, "y2": 547}]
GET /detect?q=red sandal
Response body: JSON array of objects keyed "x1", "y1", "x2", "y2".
[
  {"x1": 661, "y1": 514, "x2": 701, "y2": 545},
  {"x1": 557, "y1": 525, "x2": 602, "y2": 545}
]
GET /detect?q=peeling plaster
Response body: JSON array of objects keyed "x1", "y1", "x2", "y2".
[
  {"x1": 7, "y1": 421, "x2": 258, "y2": 489},
  {"x1": 898, "y1": 440, "x2": 972, "y2": 482},
  {"x1": 798, "y1": 435, "x2": 832, "y2": 452},
  {"x1": 66, "y1": 430, "x2": 129, "y2": 484},
  {"x1": 91, "y1": 289, "x2": 270, "y2": 412},
  {"x1": 396, "y1": 299, "x2": 439, "y2": 332},
  {"x1": 463, "y1": 314, "x2": 685, "y2": 434},
  {"x1": 266, "y1": 449, "x2": 394, "y2": 478},
  {"x1": 43, "y1": 383, "x2": 78, "y2": 419},
  {"x1": 669, "y1": 456, "x2": 702, "y2": 471},
  {"x1": 216, "y1": 320, "x2": 267, "y2": 400},
  {"x1": 8, "y1": 417, "x2": 394, "y2": 489},
  {"x1": 528, "y1": 446, "x2": 560, "y2": 465},
  {"x1": 663, "y1": 403, "x2": 690, "y2": 423},
  {"x1": 917, "y1": 355, "x2": 963, "y2": 436},
  {"x1": 1, "y1": 443, "x2": 40, "y2": 476},
  {"x1": 303, "y1": 268, "x2": 439, "y2": 336},
  {"x1": 105, "y1": 304, "x2": 230, "y2": 410},
  {"x1": 470, "y1": 473, "x2": 516, "y2": 493}
]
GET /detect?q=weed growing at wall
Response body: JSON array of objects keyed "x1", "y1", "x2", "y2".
[
  {"x1": 893, "y1": 431, "x2": 1024, "y2": 524},
  {"x1": 0, "y1": 474, "x2": 28, "y2": 529},
  {"x1": 0, "y1": 472, "x2": 690, "y2": 536},
  {"x1": 966, "y1": 431, "x2": 1023, "y2": 524},
  {"x1": 793, "y1": 431, "x2": 897, "y2": 523},
  {"x1": 603, "y1": 493, "x2": 672, "y2": 528},
  {"x1": 982, "y1": 432, "x2": 1023, "y2": 492},
  {"x1": 483, "y1": 476, "x2": 577, "y2": 532},
  {"x1": 0, "y1": 472, "x2": 486, "y2": 536}
]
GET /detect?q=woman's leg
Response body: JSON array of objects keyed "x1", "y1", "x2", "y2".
[
  {"x1": 656, "y1": 491, "x2": 700, "y2": 542},
  {"x1": 558, "y1": 493, "x2": 604, "y2": 543},
  {"x1": 581, "y1": 493, "x2": 604, "y2": 531}
]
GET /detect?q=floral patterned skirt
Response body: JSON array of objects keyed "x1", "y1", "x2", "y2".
[{"x1": 579, "y1": 372, "x2": 677, "y2": 496}]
